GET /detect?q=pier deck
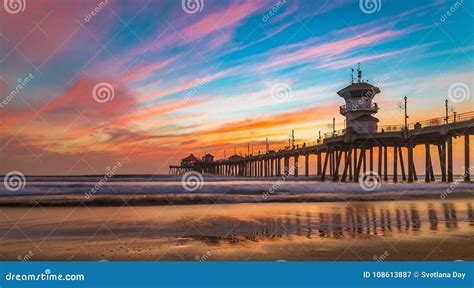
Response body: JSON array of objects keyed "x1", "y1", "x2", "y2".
[{"x1": 170, "y1": 111, "x2": 474, "y2": 183}]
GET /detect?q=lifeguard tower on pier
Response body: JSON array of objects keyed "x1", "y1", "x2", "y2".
[{"x1": 338, "y1": 64, "x2": 380, "y2": 134}]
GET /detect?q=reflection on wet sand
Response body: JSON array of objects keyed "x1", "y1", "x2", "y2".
[
  {"x1": 180, "y1": 202, "x2": 472, "y2": 245},
  {"x1": 0, "y1": 200, "x2": 473, "y2": 261},
  {"x1": 468, "y1": 203, "x2": 474, "y2": 224}
]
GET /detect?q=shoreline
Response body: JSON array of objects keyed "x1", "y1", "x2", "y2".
[
  {"x1": 1, "y1": 191, "x2": 473, "y2": 207},
  {"x1": 3, "y1": 174, "x2": 473, "y2": 182}
]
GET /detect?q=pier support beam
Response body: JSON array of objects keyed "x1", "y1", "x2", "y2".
[
  {"x1": 321, "y1": 149, "x2": 329, "y2": 181},
  {"x1": 317, "y1": 152, "x2": 322, "y2": 176},
  {"x1": 329, "y1": 151, "x2": 334, "y2": 176},
  {"x1": 267, "y1": 159, "x2": 270, "y2": 177},
  {"x1": 305, "y1": 154, "x2": 309, "y2": 177},
  {"x1": 408, "y1": 145, "x2": 414, "y2": 183},
  {"x1": 333, "y1": 149, "x2": 343, "y2": 181},
  {"x1": 393, "y1": 145, "x2": 398, "y2": 182},
  {"x1": 284, "y1": 157, "x2": 290, "y2": 176},
  {"x1": 294, "y1": 155, "x2": 299, "y2": 177},
  {"x1": 378, "y1": 145, "x2": 382, "y2": 178},
  {"x1": 383, "y1": 146, "x2": 388, "y2": 181},
  {"x1": 341, "y1": 147, "x2": 353, "y2": 182},
  {"x1": 448, "y1": 136, "x2": 453, "y2": 182},
  {"x1": 430, "y1": 159, "x2": 435, "y2": 182},
  {"x1": 354, "y1": 145, "x2": 365, "y2": 182},
  {"x1": 270, "y1": 158, "x2": 274, "y2": 177},
  {"x1": 354, "y1": 147, "x2": 359, "y2": 180},
  {"x1": 438, "y1": 143, "x2": 447, "y2": 182},
  {"x1": 264, "y1": 159, "x2": 268, "y2": 177},
  {"x1": 413, "y1": 156, "x2": 418, "y2": 181},
  {"x1": 465, "y1": 134, "x2": 470, "y2": 182},
  {"x1": 277, "y1": 158, "x2": 281, "y2": 176},
  {"x1": 348, "y1": 149, "x2": 353, "y2": 181},
  {"x1": 425, "y1": 144, "x2": 432, "y2": 183},
  {"x1": 369, "y1": 147, "x2": 374, "y2": 172},
  {"x1": 398, "y1": 146, "x2": 406, "y2": 181},
  {"x1": 363, "y1": 147, "x2": 367, "y2": 174},
  {"x1": 275, "y1": 158, "x2": 278, "y2": 177}
]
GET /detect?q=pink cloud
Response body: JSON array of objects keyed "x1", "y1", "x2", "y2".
[
  {"x1": 181, "y1": 0, "x2": 266, "y2": 43},
  {"x1": 34, "y1": 76, "x2": 138, "y2": 126},
  {"x1": 119, "y1": 55, "x2": 182, "y2": 84},
  {"x1": 262, "y1": 28, "x2": 411, "y2": 71},
  {"x1": 0, "y1": 0, "x2": 117, "y2": 65},
  {"x1": 140, "y1": 68, "x2": 233, "y2": 103}
]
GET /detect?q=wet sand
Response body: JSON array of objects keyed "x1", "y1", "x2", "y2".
[{"x1": 1, "y1": 199, "x2": 473, "y2": 261}]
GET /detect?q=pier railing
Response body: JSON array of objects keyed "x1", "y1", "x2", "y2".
[
  {"x1": 408, "y1": 111, "x2": 474, "y2": 129},
  {"x1": 324, "y1": 111, "x2": 474, "y2": 138},
  {"x1": 340, "y1": 103, "x2": 378, "y2": 115},
  {"x1": 235, "y1": 111, "x2": 474, "y2": 155},
  {"x1": 324, "y1": 129, "x2": 347, "y2": 139}
]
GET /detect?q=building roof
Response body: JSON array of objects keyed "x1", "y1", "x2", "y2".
[
  {"x1": 182, "y1": 154, "x2": 200, "y2": 162},
  {"x1": 202, "y1": 153, "x2": 214, "y2": 158},
  {"x1": 228, "y1": 154, "x2": 244, "y2": 160},
  {"x1": 337, "y1": 82, "x2": 380, "y2": 98}
]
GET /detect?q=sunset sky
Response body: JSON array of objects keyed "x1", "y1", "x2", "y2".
[{"x1": 0, "y1": 0, "x2": 472, "y2": 175}]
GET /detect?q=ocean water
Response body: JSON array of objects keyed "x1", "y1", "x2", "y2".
[{"x1": 1, "y1": 176, "x2": 473, "y2": 206}]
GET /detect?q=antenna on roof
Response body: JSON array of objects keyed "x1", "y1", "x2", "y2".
[
  {"x1": 351, "y1": 68, "x2": 354, "y2": 84},
  {"x1": 357, "y1": 62, "x2": 362, "y2": 83}
]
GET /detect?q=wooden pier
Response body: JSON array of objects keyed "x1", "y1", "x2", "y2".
[
  {"x1": 170, "y1": 68, "x2": 472, "y2": 183},
  {"x1": 170, "y1": 111, "x2": 473, "y2": 183}
]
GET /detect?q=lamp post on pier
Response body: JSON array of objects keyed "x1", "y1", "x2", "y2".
[
  {"x1": 332, "y1": 117, "x2": 336, "y2": 136},
  {"x1": 445, "y1": 99, "x2": 449, "y2": 124},
  {"x1": 404, "y1": 96, "x2": 408, "y2": 130}
]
